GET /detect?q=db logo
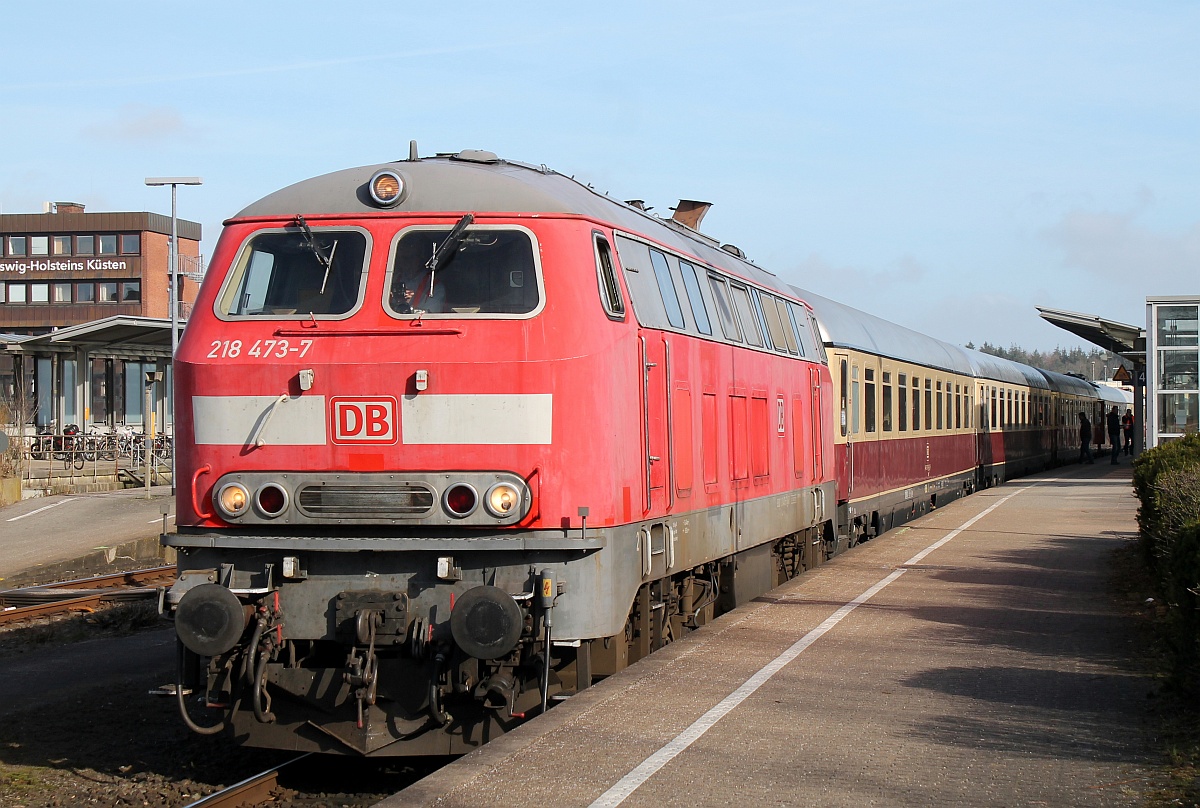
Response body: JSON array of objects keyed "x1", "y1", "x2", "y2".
[{"x1": 330, "y1": 397, "x2": 397, "y2": 444}]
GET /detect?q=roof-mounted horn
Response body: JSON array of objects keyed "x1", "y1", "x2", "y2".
[{"x1": 671, "y1": 200, "x2": 712, "y2": 230}]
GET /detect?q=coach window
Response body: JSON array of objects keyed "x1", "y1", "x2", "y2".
[
  {"x1": 864, "y1": 368, "x2": 876, "y2": 432},
  {"x1": 385, "y1": 226, "x2": 540, "y2": 318},
  {"x1": 707, "y1": 275, "x2": 741, "y2": 342},
  {"x1": 678, "y1": 261, "x2": 711, "y2": 335},
  {"x1": 729, "y1": 283, "x2": 763, "y2": 347},
  {"x1": 924, "y1": 378, "x2": 933, "y2": 430},
  {"x1": 912, "y1": 376, "x2": 920, "y2": 432},
  {"x1": 955, "y1": 384, "x2": 962, "y2": 429},
  {"x1": 898, "y1": 373, "x2": 908, "y2": 431},
  {"x1": 219, "y1": 228, "x2": 368, "y2": 318},
  {"x1": 851, "y1": 365, "x2": 861, "y2": 434},
  {"x1": 839, "y1": 358, "x2": 848, "y2": 437},
  {"x1": 594, "y1": 234, "x2": 625, "y2": 320},
  {"x1": 649, "y1": 249, "x2": 686, "y2": 329},
  {"x1": 882, "y1": 372, "x2": 893, "y2": 431},
  {"x1": 1007, "y1": 390, "x2": 1014, "y2": 427},
  {"x1": 990, "y1": 387, "x2": 997, "y2": 429},
  {"x1": 936, "y1": 381, "x2": 943, "y2": 429}
]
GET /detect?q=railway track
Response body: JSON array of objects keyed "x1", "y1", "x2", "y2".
[
  {"x1": 0, "y1": 565, "x2": 176, "y2": 625},
  {"x1": 185, "y1": 754, "x2": 312, "y2": 808}
]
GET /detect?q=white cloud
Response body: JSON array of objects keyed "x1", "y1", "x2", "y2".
[
  {"x1": 1041, "y1": 208, "x2": 1200, "y2": 288},
  {"x1": 82, "y1": 104, "x2": 198, "y2": 144}
]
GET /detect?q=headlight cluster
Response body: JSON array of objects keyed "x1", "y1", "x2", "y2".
[{"x1": 212, "y1": 475, "x2": 526, "y2": 523}]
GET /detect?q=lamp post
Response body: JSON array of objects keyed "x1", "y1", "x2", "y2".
[
  {"x1": 144, "y1": 177, "x2": 202, "y2": 355},
  {"x1": 144, "y1": 176, "x2": 202, "y2": 493}
]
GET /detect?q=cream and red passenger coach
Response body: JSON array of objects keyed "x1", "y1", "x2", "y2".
[{"x1": 166, "y1": 148, "x2": 837, "y2": 755}]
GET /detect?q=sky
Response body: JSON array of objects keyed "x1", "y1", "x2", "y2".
[{"x1": 2, "y1": 1, "x2": 1197, "y2": 351}]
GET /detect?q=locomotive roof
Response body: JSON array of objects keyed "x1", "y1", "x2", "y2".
[
  {"x1": 233, "y1": 152, "x2": 793, "y2": 299},
  {"x1": 794, "y1": 288, "x2": 974, "y2": 375}
]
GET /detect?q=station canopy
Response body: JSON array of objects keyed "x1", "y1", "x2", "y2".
[
  {"x1": 2, "y1": 316, "x2": 173, "y2": 360},
  {"x1": 1036, "y1": 307, "x2": 1144, "y2": 364}
]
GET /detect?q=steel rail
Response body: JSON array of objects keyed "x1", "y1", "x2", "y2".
[
  {"x1": 0, "y1": 565, "x2": 177, "y2": 625},
  {"x1": 185, "y1": 753, "x2": 312, "y2": 808}
]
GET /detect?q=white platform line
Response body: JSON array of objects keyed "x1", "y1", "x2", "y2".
[
  {"x1": 6, "y1": 498, "x2": 76, "y2": 522},
  {"x1": 589, "y1": 488, "x2": 1025, "y2": 808}
]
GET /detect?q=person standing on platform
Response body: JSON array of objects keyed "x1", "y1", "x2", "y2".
[
  {"x1": 1106, "y1": 405, "x2": 1121, "y2": 464},
  {"x1": 1079, "y1": 412, "x2": 1094, "y2": 464},
  {"x1": 1122, "y1": 408, "x2": 1135, "y2": 455}
]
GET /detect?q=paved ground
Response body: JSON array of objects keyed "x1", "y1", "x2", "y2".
[
  {"x1": 385, "y1": 464, "x2": 1158, "y2": 807},
  {"x1": 0, "y1": 485, "x2": 175, "y2": 583}
]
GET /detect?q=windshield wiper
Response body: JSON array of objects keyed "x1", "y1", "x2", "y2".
[
  {"x1": 425, "y1": 213, "x2": 474, "y2": 297},
  {"x1": 294, "y1": 214, "x2": 338, "y2": 295}
]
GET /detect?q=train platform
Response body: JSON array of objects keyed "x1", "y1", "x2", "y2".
[
  {"x1": 0, "y1": 485, "x2": 175, "y2": 587},
  {"x1": 384, "y1": 463, "x2": 1160, "y2": 807}
]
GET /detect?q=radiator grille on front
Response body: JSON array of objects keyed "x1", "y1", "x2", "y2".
[{"x1": 297, "y1": 485, "x2": 436, "y2": 517}]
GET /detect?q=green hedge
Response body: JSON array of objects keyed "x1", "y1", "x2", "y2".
[{"x1": 1132, "y1": 434, "x2": 1200, "y2": 692}]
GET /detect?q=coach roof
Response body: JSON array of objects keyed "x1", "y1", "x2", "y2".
[
  {"x1": 797, "y1": 288, "x2": 974, "y2": 375},
  {"x1": 232, "y1": 151, "x2": 794, "y2": 299}
]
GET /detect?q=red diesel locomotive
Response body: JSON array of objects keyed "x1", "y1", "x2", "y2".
[
  {"x1": 165, "y1": 148, "x2": 836, "y2": 755},
  {"x1": 164, "y1": 147, "x2": 1109, "y2": 755}
]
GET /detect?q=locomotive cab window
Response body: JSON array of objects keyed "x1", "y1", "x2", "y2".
[
  {"x1": 218, "y1": 228, "x2": 368, "y2": 318},
  {"x1": 594, "y1": 234, "x2": 625, "y2": 320},
  {"x1": 386, "y1": 225, "x2": 541, "y2": 317}
]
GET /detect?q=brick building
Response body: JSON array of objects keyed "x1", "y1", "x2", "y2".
[{"x1": 1, "y1": 203, "x2": 202, "y2": 430}]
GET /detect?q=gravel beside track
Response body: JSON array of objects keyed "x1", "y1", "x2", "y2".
[{"x1": 0, "y1": 614, "x2": 433, "y2": 806}]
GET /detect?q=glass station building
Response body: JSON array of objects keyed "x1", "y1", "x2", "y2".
[
  {"x1": 0, "y1": 202, "x2": 201, "y2": 429},
  {"x1": 1147, "y1": 297, "x2": 1200, "y2": 446}
]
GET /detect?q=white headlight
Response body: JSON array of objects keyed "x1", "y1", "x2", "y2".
[
  {"x1": 215, "y1": 482, "x2": 250, "y2": 519},
  {"x1": 484, "y1": 482, "x2": 521, "y2": 518}
]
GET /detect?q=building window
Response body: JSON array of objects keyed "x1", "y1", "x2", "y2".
[
  {"x1": 122, "y1": 281, "x2": 141, "y2": 302},
  {"x1": 53, "y1": 236, "x2": 72, "y2": 255},
  {"x1": 120, "y1": 233, "x2": 141, "y2": 255},
  {"x1": 30, "y1": 236, "x2": 49, "y2": 256},
  {"x1": 30, "y1": 283, "x2": 49, "y2": 303},
  {"x1": 0, "y1": 284, "x2": 5, "y2": 303},
  {"x1": 8, "y1": 236, "x2": 26, "y2": 257},
  {"x1": 76, "y1": 282, "x2": 95, "y2": 302},
  {"x1": 53, "y1": 283, "x2": 72, "y2": 303},
  {"x1": 98, "y1": 235, "x2": 117, "y2": 255},
  {"x1": 76, "y1": 235, "x2": 95, "y2": 255},
  {"x1": 98, "y1": 282, "x2": 119, "y2": 302},
  {"x1": 8, "y1": 284, "x2": 26, "y2": 303}
]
